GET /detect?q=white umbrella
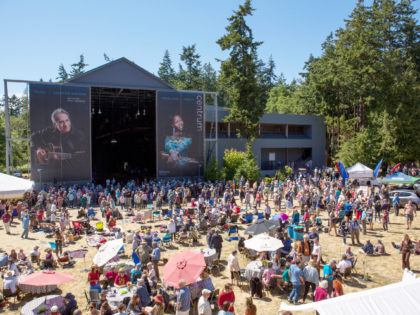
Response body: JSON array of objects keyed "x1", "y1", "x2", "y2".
[
  {"x1": 92, "y1": 239, "x2": 124, "y2": 267},
  {"x1": 0, "y1": 173, "x2": 34, "y2": 199},
  {"x1": 244, "y1": 233, "x2": 284, "y2": 252}
]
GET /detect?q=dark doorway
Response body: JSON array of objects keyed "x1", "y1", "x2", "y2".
[
  {"x1": 91, "y1": 87, "x2": 156, "y2": 183},
  {"x1": 302, "y1": 148, "x2": 312, "y2": 160}
]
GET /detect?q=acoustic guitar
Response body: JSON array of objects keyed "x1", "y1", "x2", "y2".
[{"x1": 35, "y1": 141, "x2": 85, "y2": 167}]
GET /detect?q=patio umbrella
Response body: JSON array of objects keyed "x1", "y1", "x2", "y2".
[
  {"x1": 273, "y1": 213, "x2": 288, "y2": 221},
  {"x1": 92, "y1": 238, "x2": 124, "y2": 267},
  {"x1": 19, "y1": 270, "x2": 75, "y2": 286},
  {"x1": 244, "y1": 219, "x2": 279, "y2": 236},
  {"x1": 244, "y1": 233, "x2": 284, "y2": 252},
  {"x1": 162, "y1": 249, "x2": 206, "y2": 288},
  {"x1": 380, "y1": 172, "x2": 419, "y2": 185}
]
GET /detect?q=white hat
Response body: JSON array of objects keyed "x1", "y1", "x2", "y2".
[{"x1": 51, "y1": 306, "x2": 59, "y2": 312}]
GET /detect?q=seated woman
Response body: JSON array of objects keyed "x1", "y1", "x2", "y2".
[
  {"x1": 344, "y1": 246, "x2": 355, "y2": 266},
  {"x1": 114, "y1": 268, "x2": 129, "y2": 288},
  {"x1": 43, "y1": 249, "x2": 56, "y2": 268},
  {"x1": 21, "y1": 261, "x2": 34, "y2": 276},
  {"x1": 9, "y1": 249, "x2": 18, "y2": 262},
  {"x1": 108, "y1": 217, "x2": 117, "y2": 229},
  {"x1": 145, "y1": 294, "x2": 165, "y2": 315},
  {"x1": 18, "y1": 249, "x2": 28, "y2": 261},
  {"x1": 262, "y1": 262, "x2": 277, "y2": 288},
  {"x1": 131, "y1": 263, "x2": 143, "y2": 284},
  {"x1": 127, "y1": 294, "x2": 146, "y2": 315},
  {"x1": 178, "y1": 227, "x2": 188, "y2": 242},
  {"x1": 374, "y1": 239, "x2": 386, "y2": 255},
  {"x1": 146, "y1": 262, "x2": 157, "y2": 288},
  {"x1": 127, "y1": 207, "x2": 135, "y2": 216}
]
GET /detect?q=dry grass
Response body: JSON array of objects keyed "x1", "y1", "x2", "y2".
[{"x1": 3, "y1": 196, "x2": 419, "y2": 315}]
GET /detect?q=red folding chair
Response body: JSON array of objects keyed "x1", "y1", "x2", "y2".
[{"x1": 72, "y1": 221, "x2": 82, "y2": 236}]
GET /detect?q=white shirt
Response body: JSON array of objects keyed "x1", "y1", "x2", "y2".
[
  {"x1": 227, "y1": 254, "x2": 240, "y2": 272},
  {"x1": 312, "y1": 243, "x2": 322, "y2": 262},
  {"x1": 3, "y1": 276, "x2": 19, "y2": 293},
  {"x1": 198, "y1": 295, "x2": 212, "y2": 315},
  {"x1": 51, "y1": 204, "x2": 57, "y2": 212},
  {"x1": 30, "y1": 250, "x2": 40, "y2": 257},
  {"x1": 337, "y1": 260, "x2": 352, "y2": 273}
]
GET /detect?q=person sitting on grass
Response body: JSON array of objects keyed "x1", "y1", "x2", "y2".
[
  {"x1": 374, "y1": 239, "x2": 386, "y2": 255},
  {"x1": 358, "y1": 239, "x2": 374, "y2": 255}
]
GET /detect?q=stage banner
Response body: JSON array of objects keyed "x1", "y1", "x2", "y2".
[
  {"x1": 156, "y1": 91, "x2": 204, "y2": 178},
  {"x1": 29, "y1": 84, "x2": 91, "y2": 184}
]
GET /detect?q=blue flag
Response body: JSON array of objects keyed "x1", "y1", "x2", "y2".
[
  {"x1": 338, "y1": 162, "x2": 348, "y2": 180},
  {"x1": 373, "y1": 159, "x2": 383, "y2": 179}
]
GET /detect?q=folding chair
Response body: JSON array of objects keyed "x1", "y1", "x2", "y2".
[
  {"x1": 96, "y1": 222, "x2": 103, "y2": 231},
  {"x1": 3, "y1": 288, "x2": 18, "y2": 308},
  {"x1": 208, "y1": 259, "x2": 220, "y2": 274},
  {"x1": 264, "y1": 277, "x2": 278, "y2": 296},
  {"x1": 233, "y1": 271, "x2": 249, "y2": 291},
  {"x1": 89, "y1": 289, "x2": 99, "y2": 302},
  {"x1": 210, "y1": 288, "x2": 219, "y2": 303},
  {"x1": 227, "y1": 225, "x2": 238, "y2": 236},
  {"x1": 257, "y1": 213, "x2": 264, "y2": 220},
  {"x1": 162, "y1": 233, "x2": 172, "y2": 248},
  {"x1": 337, "y1": 265, "x2": 352, "y2": 282},
  {"x1": 245, "y1": 214, "x2": 253, "y2": 223},
  {"x1": 144, "y1": 211, "x2": 152, "y2": 222},
  {"x1": 167, "y1": 210, "x2": 173, "y2": 218},
  {"x1": 230, "y1": 214, "x2": 238, "y2": 223},
  {"x1": 210, "y1": 219, "x2": 217, "y2": 227},
  {"x1": 152, "y1": 211, "x2": 160, "y2": 221},
  {"x1": 198, "y1": 220, "x2": 208, "y2": 232},
  {"x1": 352, "y1": 256, "x2": 358, "y2": 274}
]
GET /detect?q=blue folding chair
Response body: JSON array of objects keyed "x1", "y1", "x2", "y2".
[
  {"x1": 167, "y1": 210, "x2": 173, "y2": 218},
  {"x1": 209, "y1": 200, "x2": 214, "y2": 206},
  {"x1": 162, "y1": 233, "x2": 172, "y2": 248},
  {"x1": 174, "y1": 209, "x2": 180, "y2": 216},
  {"x1": 132, "y1": 251, "x2": 140, "y2": 264},
  {"x1": 245, "y1": 214, "x2": 253, "y2": 223},
  {"x1": 257, "y1": 213, "x2": 264, "y2": 220}
]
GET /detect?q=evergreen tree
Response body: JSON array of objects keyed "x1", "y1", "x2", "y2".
[
  {"x1": 200, "y1": 63, "x2": 218, "y2": 103},
  {"x1": 179, "y1": 44, "x2": 202, "y2": 90},
  {"x1": 158, "y1": 50, "x2": 176, "y2": 85},
  {"x1": 216, "y1": 0, "x2": 265, "y2": 143},
  {"x1": 69, "y1": 54, "x2": 89, "y2": 78}
]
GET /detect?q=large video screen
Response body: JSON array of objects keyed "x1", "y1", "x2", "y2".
[
  {"x1": 29, "y1": 84, "x2": 91, "y2": 184},
  {"x1": 157, "y1": 91, "x2": 204, "y2": 178}
]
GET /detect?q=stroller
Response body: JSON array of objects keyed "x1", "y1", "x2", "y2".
[{"x1": 72, "y1": 221, "x2": 83, "y2": 236}]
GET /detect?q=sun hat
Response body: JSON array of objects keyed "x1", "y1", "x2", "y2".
[
  {"x1": 153, "y1": 294, "x2": 164, "y2": 304},
  {"x1": 136, "y1": 263, "x2": 143, "y2": 268},
  {"x1": 64, "y1": 293, "x2": 75, "y2": 300},
  {"x1": 51, "y1": 306, "x2": 59, "y2": 313},
  {"x1": 118, "y1": 268, "x2": 125, "y2": 273}
]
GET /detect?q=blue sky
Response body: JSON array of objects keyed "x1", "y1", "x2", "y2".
[{"x1": 2, "y1": 0, "x2": 420, "y2": 96}]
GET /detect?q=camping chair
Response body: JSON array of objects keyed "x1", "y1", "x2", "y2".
[
  {"x1": 84, "y1": 290, "x2": 90, "y2": 310},
  {"x1": 72, "y1": 221, "x2": 82, "y2": 236},
  {"x1": 107, "y1": 277, "x2": 115, "y2": 287},
  {"x1": 31, "y1": 255, "x2": 39, "y2": 265},
  {"x1": 132, "y1": 273, "x2": 142, "y2": 285},
  {"x1": 198, "y1": 220, "x2": 208, "y2": 232},
  {"x1": 233, "y1": 271, "x2": 249, "y2": 291},
  {"x1": 352, "y1": 256, "x2": 358, "y2": 274},
  {"x1": 167, "y1": 210, "x2": 173, "y2": 218},
  {"x1": 245, "y1": 248, "x2": 258, "y2": 261},
  {"x1": 174, "y1": 209, "x2": 180, "y2": 216},
  {"x1": 257, "y1": 213, "x2": 264, "y2": 220},
  {"x1": 96, "y1": 222, "x2": 104, "y2": 231},
  {"x1": 161, "y1": 209, "x2": 169, "y2": 217},
  {"x1": 210, "y1": 219, "x2": 217, "y2": 228},
  {"x1": 87, "y1": 209, "x2": 96, "y2": 219},
  {"x1": 337, "y1": 266, "x2": 353, "y2": 282},
  {"x1": 245, "y1": 214, "x2": 253, "y2": 223},
  {"x1": 135, "y1": 214, "x2": 142, "y2": 223},
  {"x1": 162, "y1": 233, "x2": 172, "y2": 248},
  {"x1": 162, "y1": 289, "x2": 177, "y2": 312},
  {"x1": 152, "y1": 211, "x2": 160, "y2": 221},
  {"x1": 3, "y1": 288, "x2": 18, "y2": 308},
  {"x1": 190, "y1": 297, "x2": 199, "y2": 315},
  {"x1": 208, "y1": 259, "x2": 220, "y2": 274},
  {"x1": 230, "y1": 214, "x2": 238, "y2": 223},
  {"x1": 89, "y1": 289, "x2": 99, "y2": 302},
  {"x1": 227, "y1": 225, "x2": 238, "y2": 236}
]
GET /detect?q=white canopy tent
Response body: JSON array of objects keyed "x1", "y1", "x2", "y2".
[
  {"x1": 346, "y1": 162, "x2": 374, "y2": 179},
  {"x1": 0, "y1": 173, "x2": 35, "y2": 199},
  {"x1": 279, "y1": 271, "x2": 419, "y2": 315}
]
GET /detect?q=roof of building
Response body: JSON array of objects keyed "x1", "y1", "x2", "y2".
[{"x1": 65, "y1": 57, "x2": 175, "y2": 90}]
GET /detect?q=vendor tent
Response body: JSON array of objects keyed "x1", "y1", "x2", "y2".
[
  {"x1": 279, "y1": 275, "x2": 420, "y2": 315},
  {"x1": 346, "y1": 163, "x2": 374, "y2": 179},
  {"x1": 380, "y1": 172, "x2": 419, "y2": 184},
  {"x1": 0, "y1": 173, "x2": 35, "y2": 199}
]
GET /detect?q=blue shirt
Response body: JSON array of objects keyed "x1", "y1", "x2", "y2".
[
  {"x1": 177, "y1": 286, "x2": 191, "y2": 312},
  {"x1": 290, "y1": 264, "x2": 303, "y2": 285},
  {"x1": 151, "y1": 246, "x2": 161, "y2": 260},
  {"x1": 323, "y1": 264, "x2": 333, "y2": 281},
  {"x1": 22, "y1": 217, "x2": 29, "y2": 229},
  {"x1": 135, "y1": 285, "x2": 151, "y2": 307},
  {"x1": 344, "y1": 203, "x2": 352, "y2": 211},
  {"x1": 393, "y1": 196, "x2": 400, "y2": 205}
]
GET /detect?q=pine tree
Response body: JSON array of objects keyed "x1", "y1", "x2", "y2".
[
  {"x1": 158, "y1": 50, "x2": 176, "y2": 85},
  {"x1": 179, "y1": 44, "x2": 202, "y2": 90},
  {"x1": 69, "y1": 54, "x2": 89, "y2": 78},
  {"x1": 200, "y1": 63, "x2": 218, "y2": 103},
  {"x1": 56, "y1": 64, "x2": 68, "y2": 82},
  {"x1": 217, "y1": 0, "x2": 264, "y2": 144}
]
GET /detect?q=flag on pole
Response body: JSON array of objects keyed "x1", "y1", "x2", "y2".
[
  {"x1": 337, "y1": 162, "x2": 348, "y2": 180},
  {"x1": 389, "y1": 163, "x2": 401, "y2": 175},
  {"x1": 373, "y1": 159, "x2": 383, "y2": 179}
]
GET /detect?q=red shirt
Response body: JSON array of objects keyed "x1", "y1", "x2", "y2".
[
  {"x1": 218, "y1": 290, "x2": 235, "y2": 312},
  {"x1": 88, "y1": 272, "x2": 100, "y2": 285},
  {"x1": 115, "y1": 274, "x2": 129, "y2": 286},
  {"x1": 1, "y1": 213, "x2": 10, "y2": 223}
]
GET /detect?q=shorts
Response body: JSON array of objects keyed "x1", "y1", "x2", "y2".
[
  {"x1": 406, "y1": 214, "x2": 414, "y2": 221},
  {"x1": 230, "y1": 271, "x2": 235, "y2": 279},
  {"x1": 330, "y1": 222, "x2": 336, "y2": 228},
  {"x1": 368, "y1": 217, "x2": 372, "y2": 222}
]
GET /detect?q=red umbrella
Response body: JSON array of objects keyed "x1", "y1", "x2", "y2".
[
  {"x1": 162, "y1": 249, "x2": 206, "y2": 288},
  {"x1": 20, "y1": 269, "x2": 75, "y2": 286}
]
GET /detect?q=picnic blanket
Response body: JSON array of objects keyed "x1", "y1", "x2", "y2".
[{"x1": 87, "y1": 236, "x2": 106, "y2": 247}]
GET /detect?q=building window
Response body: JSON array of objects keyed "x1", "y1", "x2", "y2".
[
  {"x1": 288, "y1": 125, "x2": 304, "y2": 133},
  {"x1": 260, "y1": 124, "x2": 286, "y2": 138},
  {"x1": 218, "y1": 123, "x2": 228, "y2": 138}
]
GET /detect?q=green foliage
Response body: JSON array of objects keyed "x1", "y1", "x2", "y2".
[
  {"x1": 56, "y1": 64, "x2": 68, "y2": 82},
  {"x1": 69, "y1": 54, "x2": 89, "y2": 78},
  {"x1": 178, "y1": 44, "x2": 202, "y2": 90},
  {"x1": 222, "y1": 149, "x2": 246, "y2": 180},
  {"x1": 216, "y1": 0, "x2": 265, "y2": 143},
  {"x1": 234, "y1": 142, "x2": 261, "y2": 182},
  {"x1": 158, "y1": 50, "x2": 176, "y2": 86},
  {"x1": 205, "y1": 155, "x2": 224, "y2": 181}
]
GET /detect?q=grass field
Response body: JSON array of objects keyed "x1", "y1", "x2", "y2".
[{"x1": 2, "y1": 195, "x2": 419, "y2": 315}]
